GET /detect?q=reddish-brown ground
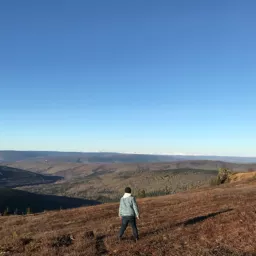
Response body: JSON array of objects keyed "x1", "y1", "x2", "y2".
[{"x1": 0, "y1": 180, "x2": 255, "y2": 256}]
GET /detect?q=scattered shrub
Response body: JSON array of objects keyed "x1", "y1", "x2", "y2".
[
  {"x1": 52, "y1": 234, "x2": 73, "y2": 247},
  {"x1": 20, "y1": 237, "x2": 33, "y2": 246},
  {"x1": 218, "y1": 168, "x2": 232, "y2": 184},
  {"x1": 83, "y1": 231, "x2": 94, "y2": 239},
  {"x1": 209, "y1": 177, "x2": 222, "y2": 186},
  {"x1": 210, "y1": 168, "x2": 233, "y2": 186},
  {"x1": 137, "y1": 189, "x2": 146, "y2": 198}
]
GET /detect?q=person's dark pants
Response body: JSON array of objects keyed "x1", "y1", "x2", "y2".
[{"x1": 119, "y1": 216, "x2": 138, "y2": 239}]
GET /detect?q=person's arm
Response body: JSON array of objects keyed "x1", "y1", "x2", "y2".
[
  {"x1": 132, "y1": 197, "x2": 139, "y2": 218},
  {"x1": 119, "y1": 198, "x2": 122, "y2": 218}
]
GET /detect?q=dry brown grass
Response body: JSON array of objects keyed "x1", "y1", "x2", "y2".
[
  {"x1": 229, "y1": 171, "x2": 256, "y2": 183},
  {"x1": 0, "y1": 181, "x2": 255, "y2": 256}
]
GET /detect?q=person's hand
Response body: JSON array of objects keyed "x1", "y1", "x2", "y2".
[
  {"x1": 137, "y1": 216, "x2": 140, "y2": 220},
  {"x1": 119, "y1": 216, "x2": 122, "y2": 220}
]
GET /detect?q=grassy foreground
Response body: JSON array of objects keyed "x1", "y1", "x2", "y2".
[{"x1": 0, "y1": 178, "x2": 255, "y2": 255}]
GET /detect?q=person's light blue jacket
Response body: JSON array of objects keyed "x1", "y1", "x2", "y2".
[{"x1": 119, "y1": 194, "x2": 139, "y2": 217}]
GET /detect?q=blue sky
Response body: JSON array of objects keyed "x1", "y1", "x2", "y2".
[{"x1": 0, "y1": 1, "x2": 256, "y2": 156}]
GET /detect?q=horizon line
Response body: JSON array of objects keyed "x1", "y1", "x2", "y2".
[{"x1": 0, "y1": 149, "x2": 256, "y2": 158}]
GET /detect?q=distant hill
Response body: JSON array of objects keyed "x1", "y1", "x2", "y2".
[
  {"x1": 6, "y1": 159, "x2": 256, "y2": 202},
  {"x1": 19, "y1": 168, "x2": 219, "y2": 202},
  {"x1": 1, "y1": 150, "x2": 256, "y2": 163},
  {"x1": 0, "y1": 188, "x2": 99, "y2": 214},
  {"x1": 5, "y1": 157, "x2": 256, "y2": 203},
  {"x1": 0, "y1": 165, "x2": 62, "y2": 187},
  {"x1": 7, "y1": 160, "x2": 256, "y2": 180}
]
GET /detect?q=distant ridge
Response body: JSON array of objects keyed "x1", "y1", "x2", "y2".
[{"x1": 0, "y1": 150, "x2": 256, "y2": 163}]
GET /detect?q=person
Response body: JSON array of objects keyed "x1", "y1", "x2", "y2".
[{"x1": 118, "y1": 187, "x2": 139, "y2": 241}]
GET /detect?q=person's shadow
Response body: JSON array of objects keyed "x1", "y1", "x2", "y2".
[
  {"x1": 182, "y1": 208, "x2": 233, "y2": 226},
  {"x1": 140, "y1": 208, "x2": 233, "y2": 238}
]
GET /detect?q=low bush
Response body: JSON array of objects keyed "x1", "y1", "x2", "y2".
[{"x1": 209, "y1": 168, "x2": 233, "y2": 186}]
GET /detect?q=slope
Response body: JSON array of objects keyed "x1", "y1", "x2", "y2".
[
  {"x1": 0, "y1": 165, "x2": 61, "y2": 188},
  {"x1": 19, "y1": 168, "x2": 218, "y2": 201},
  {"x1": 0, "y1": 188, "x2": 99, "y2": 215},
  {"x1": 229, "y1": 171, "x2": 256, "y2": 183},
  {"x1": 0, "y1": 180, "x2": 255, "y2": 255}
]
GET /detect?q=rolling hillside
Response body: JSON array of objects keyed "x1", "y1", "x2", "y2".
[
  {"x1": 19, "y1": 168, "x2": 218, "y2": 202},
  {"x1": 11, "y1": 160, "x2": 255, "y2": 202},
  {"x1": 0, "y1": 165, "x2": 62, "y2": 188},
  {"x1": 0, "y1": 188, "x2": 100, "y2": 215},
  {"x1": 0, "y1": 178, "x2": 255, "y2": 255},
  {"x1": 6, "y1": 160, "x2": 256, "y2": 180}
]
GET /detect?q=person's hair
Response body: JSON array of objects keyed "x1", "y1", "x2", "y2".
[{"x1": 125, "y1": 187, "x2": 132, "y2": 193}]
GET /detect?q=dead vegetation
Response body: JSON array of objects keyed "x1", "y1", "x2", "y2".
[
  {"x1": 0, "y1": 179, "x2": 255, "y2": 255},
  {"x1": 229, "y1": 171, "x2": 256, "y2": 183},
  {"x1": 210, "y1": 169, "x2": 256, "y2": 186}
]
